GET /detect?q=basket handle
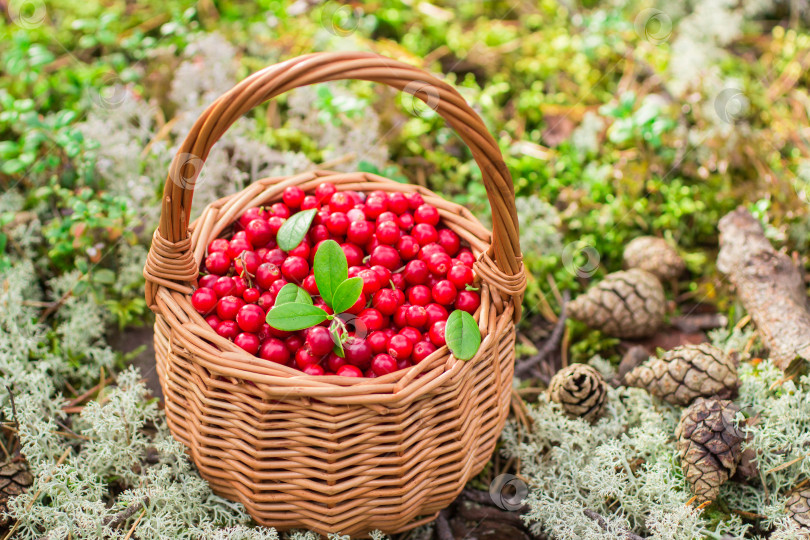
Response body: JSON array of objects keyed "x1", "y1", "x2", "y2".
[{"x1": 147, "y1": 52, "x2": 524, "y2": 310}]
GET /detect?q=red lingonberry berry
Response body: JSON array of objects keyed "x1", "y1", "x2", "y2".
[
  {"x1": 347, "y1": 208, "x2": 365, "y2": 222},
  {"x1": 328, "y1": 191, "x2": 353, "y2": 213},
  {"x1": 346, "y1": 292, "x2": 366, "y2": 315},
  {"x1": 427, "y1": 252, "x2": 452, "y2": 276},
  {"x1": 234, "y1": 332, "x2": 260, "y2": 355},
  {"x1": 448, "y1": 264, "x2": 474, "y2": 289},
  {"x1": 363, "y1": 197, "x2": 388, "y2": 220},
  {"x1": 429, "y1": 320, "x2": 447, "y2": 347},
  {"x1": 347, "y1": 220, "x2": 374, "y2": 245},
  {"x1": 403, "y1": 260, "x2": 429, "y2": 285},
  {"x1": 304, "y1": 364, "x2": 325, "y2": 376},
  {"x1": 397, "y1": 235, "x2": 420, "y2": 260},
  {"x1": 212, "y1": 278, "x2": 236, "y2": 299},
  {"x1": 236, "y1": 304, "x2": 265, "y2": 333},
  {"x1": 367, "y1": 331, "x2": 390, "y2": 354},
  {"x1": 302, "y1": 274, "x2": 319, "y2": 296},
  {"x1": 270, "y1": 202, "x2": 290, "y2": 219},
  {"x1": 288, "y1": 241, "x2": 311, "y2": 260},
  {"x1": 255, "y1": 263, "x2": 281, "y2": 290},
  {"x1": 282, "y1": 186, "x2": 305, "y2": 209},
  {"x1": 391, "y1": 273, "x2": 406, "y2": 290},
  {"x1": 376, "y1": 220, "x2": 401, "y2": 245},
  {"x1": 371, "y1": 265, "x2": 392, "y2": 284},
  {"x1": 393, "y1": 305, "x2": 409, "y2": 327},
  {"x1": 358, "y1": 269, "x2": 382, "y2": 295},
  {"x1": 326, "y1": 212, "x2": 350, "y2": 236},
  {"x1": 306, "y1": 326, "x2": 334, "y2": 357},
  {"x1": 388, "y1": 193, "x2": 409, "y2": 214},
  {"x1": 238, "y1": 207, "x2": 268, "y2": 229},
  {"x1": 285, "y1": 334, "x2": 304, "y2": 352},
  {"x1": 315, "y1": 182, "x2": 337, "y2": 202},
  {"x1": 344, "y1": 337, "x2": 372, "y2": 369},
  {"x1": 387, "y1": 333, "x2": 413, "y2": 359},
  {"x1": 412, "y1": 340, "x2": 437, "y2": 363},
  {"x1": 216, "y1": 320, "x2": 239, "y2": 340},
  {"x1": 257, "y1": 323, "x2": 273, "y2": 341},
  {"x1": 216, "y1": 296, "x2": 244, "y2": 321},
  {"x1": 266, "y1": 216, "x2": 286, "y2": 237},
  {"x1": 295, "y1": 348, "x2": 320, "y2": 370},
  {"x1": 234, "y1": 251, "x2": 260, "y2": 277},
  {"x1": 301, "y1": 195, "x2": 319, "y2": 210},
  {"x1": 263, "y1": 248, "x2": 286, "y2": 265},
  {"x1": 260, "y1": 340, "x2": 291, "y2": 367},
  {"x1": 281, "y1": 256, "x2": 309, "y2": 283},
  {"x1": 268, "y1": 279, "x2": 288, "y2": 297},
  {"x1": 414, "y1": 204, "x2": 440, "y2": 226},
  {"x1": 337, "y1": 365, "x2": 363, "y2": 377},
  {"x1": 192, "y1": 288, "x2": 218, "y2": 314},
  {"x1": 372, "y1": 353, "x2": 398, "y2": 376},
  {"x1": 398, "y1": 212, "x2": 414, "y2": 231},
  {"x1": 412, "y1": 223, "x2": 439, "y2": 246},
  {"x1": 372, "y1": 289, "x2": 400, "y2": 316},
  {"x1": 455, "y1": 290, "x2": 481, "y2": 314},
  {"x1": 432, "y1": 280, "x2": 457, "y2": 305},
  {"x1": 359, "y1": 308, "x2": 385, "y2": 331},
  {"x1": 245, "y1": 219, "x2": 273, "y2": 248},
  {"x1": 243, "y1": 287, "x2": 260, "y2": 303},
  {"x1": 407, "y1": 192, "x2": 424, "y2": 210},
  {"x1": 342, "y1": 243, "x2": 364, "y2": 268},
  {"x1": 232, "y1": 276, "x2": 248, "y2": 297},
  {"x1": 198, "y1": 274, "x2": 219, "y2": 289},
  {"x1": 228, "y1": 238, "x2": 253, "y2": 260},
  {"x1": 407, "y1": 285, "x2": 432, "y2": 306},
  {"x1": 406, "y1": 305, "x2": 428, "y2": 328},
  {"x1": 399, "y1": 327, "x2": 422, "y2": 345},
  {"x1": 309, "y1": 224, "x2": 330, "y2": 244},
  {"x1": 437, "y1": 228, "x2": 461, "y2": 256},
  {"x1": 258, "y1": 292, "x2": 275, "y2": 310},
  {"x1": 370, "y1": 245, "x2": 401, "y2": 271},
  {"x1": 457, "y1": 249, "x2": 475, "y2": 267},
  {"x1": 205, "y1": 315, "x2": 221, "y2": 332},
  {"x1": 205, "y1": 252, "x2": 231, "y2": 275},
  {"x1": 327, "y1": 352, "x2": 347, "y2": 372},
  {"x1": 425, "y1": 303, "x2": 449, "y2": 325},
  {"x1": 208, "y1": 238, "x2": 230, "y2": 254}
]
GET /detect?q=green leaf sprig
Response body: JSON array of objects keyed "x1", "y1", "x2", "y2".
[
  {"x1": 266, "y1": 239, "x2": 363, "y2": 356},
  {"x1": 445, "y1": 310, "x2": 482, "y2": 361}
]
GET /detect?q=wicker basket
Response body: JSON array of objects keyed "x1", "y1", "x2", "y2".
[{"x1": 143, "y1": 51, "x2": 526, "y2": 537}]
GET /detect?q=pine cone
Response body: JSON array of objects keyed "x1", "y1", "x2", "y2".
[
  {"x1": 623, "y1": 236, "x2": 685, "y2": 281},
  {"x1": 786, "y1": 487, "x2": 810, "y2": 531},
  {"x1": 676, "y1": 398, "x2": 744, "y2": 503},
  {"x1": 548, "y1": 364, "x2": 608, "y2": 422},
  {"x1": 567, "y1": 269, "x2": 666, "y2": 339},
  {"x1": 0, "y1": 460, "x2": 33, "y2": 525},
  {"x1": 624, "y1": 343, "x2": 738, "y2": 406}
]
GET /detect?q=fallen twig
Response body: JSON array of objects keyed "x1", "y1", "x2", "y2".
[
  {"x1": 104, "y1": 497, "x2": 149, "y2": 530},
  {"x1": 515, "y1": 291, "x2": 570, "y2": 379}
]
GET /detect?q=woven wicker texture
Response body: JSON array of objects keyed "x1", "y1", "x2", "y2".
[{"x1": 144, "y1": 52, "x2": 525, "y2": 536}]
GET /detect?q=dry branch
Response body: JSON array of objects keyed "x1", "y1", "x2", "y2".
[{"x1": 717, "y1": 207, "x2": 810, "y2": 370}]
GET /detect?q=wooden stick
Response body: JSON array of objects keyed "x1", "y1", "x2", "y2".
[{"x1": 717, "y1": 207, "x2": 810, "y2": 371}]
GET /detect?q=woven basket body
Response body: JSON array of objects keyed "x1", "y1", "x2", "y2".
[{"x1": 144, "y1": 52, "x2": 525, "y2": 536}]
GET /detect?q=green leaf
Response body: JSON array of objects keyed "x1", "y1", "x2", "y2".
[
  {"x1": 274, "y1": 283, "x2": 313, "y2": 306},
  {"x1": 276, "y1": 209, "x2": 317, "y2": 251},
  {"x1": 331, "y1": 277, "x2": 363, "y2": 314},
  {"x1": 266, "y1": 303, "x2": 328, "y2": 331},
  {"x1": 445, "y1": 310, "x2": 481, "y2": 361},
  {"x1": 313, "y1": 239, "x2": 347, "y2": 308}
]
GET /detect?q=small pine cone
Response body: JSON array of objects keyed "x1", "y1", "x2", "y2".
[
  {"x1": 623, "y1": 236, "x2": 685, "y2": 281},
  {"x1": 676, "y1": 397, "x2": 744, "y2": 503},
  {"x1": 786, "y1": 488, "x2": 810, "y2": 531},
  {"x1": 567, "y1": 269, "x2": 666, "y2": 339},
  {"x1": 0, "y1": 460, "x2": 33, "y2": 526},
  {"x1": 548, "y1": 364, "x2": 608, "y2": 422},
  {"x1": 624, "y1": 343, "x2": 738, "y2": 406}
]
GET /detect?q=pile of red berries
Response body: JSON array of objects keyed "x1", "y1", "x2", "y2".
[{"x1": 191, "y1": 182, "x2": 481, "y2": 378}]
